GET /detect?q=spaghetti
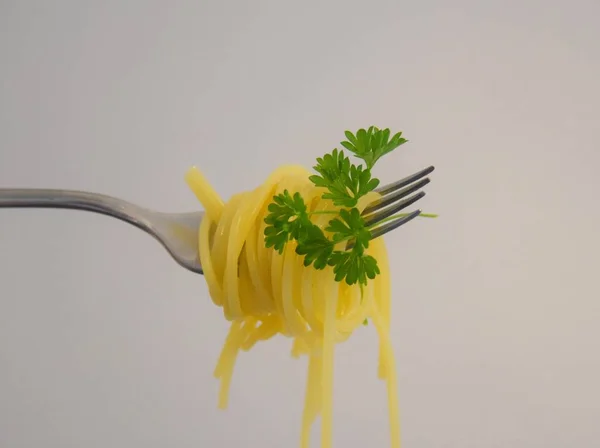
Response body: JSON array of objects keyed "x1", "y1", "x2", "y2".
[{"x1": 185, "y1": 165, "x2": 401, "y2": 448}]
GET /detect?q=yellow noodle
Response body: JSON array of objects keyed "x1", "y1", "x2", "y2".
[{"x1": 185, "y1": 165, "x2": 401, "y2": 448}]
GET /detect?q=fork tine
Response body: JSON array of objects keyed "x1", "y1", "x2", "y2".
[
  {"x1": 362, "y1": 191, "x2": 425, "y2": 227},
  {"x1": 363, "y1": 165, "x2": 434, "y2": 215},
  {"x1": 345, "y1": 207, "x2": 423, "y2": 250},
  {"x1": 370, "y1": 209, "x2": 422, "y2": 240},
  {"x1": 375, "y1": 165, "x2": 435, "y2": 196},
  {"x1": 363, "y1": 177, "x2": 430, "y2": 216}
]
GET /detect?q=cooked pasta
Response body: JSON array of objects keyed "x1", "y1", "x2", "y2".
[{"x1": 185, "y1": 165, "x2": 400, "y2": 448}]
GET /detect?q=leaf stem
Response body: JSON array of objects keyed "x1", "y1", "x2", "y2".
[
  {"x1": 367, "y1": 212, "x2": 438, "y2": 229},
  {"x1": 309, "y1": 210, "x2": 339, "y2": 216}
]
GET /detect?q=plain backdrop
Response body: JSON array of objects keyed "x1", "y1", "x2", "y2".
[{"x1": 1, "y1": 1, "x2": 599, "y2": 447}]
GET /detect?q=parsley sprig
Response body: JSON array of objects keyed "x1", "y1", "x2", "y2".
[
  {"x1": 341, "y1": 126, "x2": 407, "y2": 170},
  {"x1": 308, "y1": 149, "x2": 380, "y2": 208},
  {"x1": 263, "y1": 126, "x2": 420, "y2": 286}
]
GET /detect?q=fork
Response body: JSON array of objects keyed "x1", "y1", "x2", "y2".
[{"x1": 0, "y1": 166, "x2": 434, "y2": 275}]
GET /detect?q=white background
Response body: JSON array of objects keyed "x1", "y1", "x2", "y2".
[{"x1": 1, "y1": 1, "x2": 599, "y2": 447}]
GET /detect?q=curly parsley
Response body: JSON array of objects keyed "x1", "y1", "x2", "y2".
[{"x1": 264, "y1": 126, "x2": 414, "y2": 286}]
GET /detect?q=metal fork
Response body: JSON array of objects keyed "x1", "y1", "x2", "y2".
[{"x1": 0, "y1": 166, "x2": 434, "y2": 275}]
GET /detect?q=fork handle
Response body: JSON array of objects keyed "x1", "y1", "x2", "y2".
[{"x1": 0, "y1": 188, "x2": 150, "y2": 230}]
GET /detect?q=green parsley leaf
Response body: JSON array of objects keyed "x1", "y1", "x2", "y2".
[
  {"x1": 327, "y1": 251, "x2": 380, "y2": 286},
  {"x1": 347, "y1": 164, "x2": 380, "y2": 203},
  {"x1": 341, "y1": 126, "x2": 407, "y2": 170},
  {"x1": 309, "y1": 149, "x2": 379, "y2": 207},
  {"x1": 295, "y1": 225, "x2": 334, "y2": 270},
  {"x1": 264, "y1": 190, "x2": 310, "y2": 254},
  {"x1": 308, "y1": 148, "x2": 353, "y2": 207},
  {"x1": 325, "y1": 208, "x2": 371, "y2": 253}
]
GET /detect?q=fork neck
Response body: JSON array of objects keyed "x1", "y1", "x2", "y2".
[{"x1": 0, "y1": 188, "x2": 152, "y2": 233}]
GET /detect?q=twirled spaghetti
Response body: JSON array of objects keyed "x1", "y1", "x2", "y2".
[{"x1": 185, "y1": 165, "x2": 401, "y2": 448}]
